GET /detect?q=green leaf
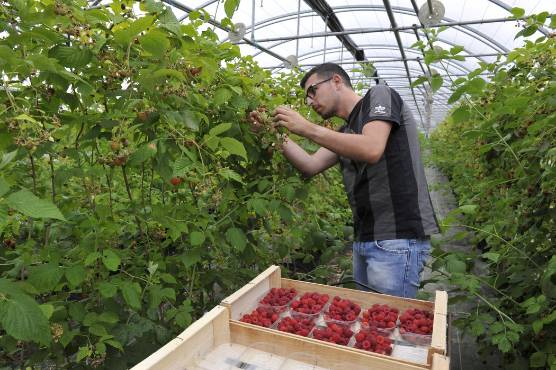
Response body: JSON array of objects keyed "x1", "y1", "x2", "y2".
[
  {"x1": 6, "y1": 190, "x2": 66, "y2": 221},
  {"x1": 113, "y1": 16, "x2": 155, "y2": 45},
  {"x1": 48, "y1": 46, "x2": 93, "y2": 68},
  {"x1": 410, "y1": 76, "x2": 427, "y2": 88},
  {"x1": 248, "y1": 198, "x2": 268, "y2": 216},
  {"x1": 0, "y1": 294, "x2": 51, "y2": 345},
  {"x1": 551, "y1": 15, "x2": 556, "y2": 29},
  {"x1": 0, "y1": 150, "x2": 18, "y2": 170},
  {"x1": 89, "y1": 324, "x2": 108, "y2": 337},
  {"x1": 532, "y1": 320, "x2": 543, "y2": 334},
  {"x1": 450, "y1": 46, "x2": 464, "y2": 55},
  {"x1": 467, "y1": 77, "x2": 486, "y2": 95},
  {"x1": 431, "y1": 75, "x2": 443, "y2": 93},
  {"x1": 213, "y1": 87, "x2": 232, "y2": 106},
  {"x1": 173, "y1": 300, "x2": 193, "y2": 327},
  {"x1": 458, "y1": 204, "x2": 478, "y2": 215},
  {"x1": 101, "y1": 249, "x2": 121, "y2": 271},
  {"x1": 225, "y1": 227, "x2": 247, "y2": 252},
  {"x1": 482, "y1": 252, "x2": 500, "y2": 263},
  {"x1": 139, "y1": 29, "x2": 170, "y2": 57},
  {"x1": 160, "y1": 273, "x2": 177, "y2": 284},
  {"x1": 181, "y1": 249, "x2": 202, "y2": 268},
  {"x1": 452, "y1": 106, "x2": 470, "y2": 123},
  {"x1": 152, "y1": 68, "x2": 185, "y2": 81},
  {"x1": 446, "y1": 257, "x2": 466, "y2": 274},
  {"x1": 448, "y1": 86, "x2": 466, "y2": 104},
  {"x1": 224, "y1": 0, "x2": 240, "y2": 18},
  {"x1": 530, "y1": 352, "x2": 547, "y2": 368},
  {"x1": 65, "y1": 265, "x2": 87, "y2": 288},
  {"x1": 470, "y1": 320, "x2": 485, "y2": 336},
  {"x1": 84, "y1": 252, "x2": 100, "y2": 266},
  {"x1": 220, "y1": 137, "x2": 247, "y2": 160},
  {"x1": 105, "y1": 339, "x2": 124, "y2": 351},
  {"x1": 76, "y1": 346, "x2": 91, "y2": 362},
  {"x1": 28, "y1": 263, "x2": 64, "y2": 293},
  {"x1": 128, "y1": 142, "x2": 157, "y2": 166},
  {"x1": 39, "y1": 304, "x2": 54, "y2": 319},
  {"x1": 209, "y1": 122, "x2": 232, "y2": 137},
  {"x1": 510, "y1": 7, "x2": 525, "y2": 18},
  {"x1": 278, "y1": 205, "x2": 293, "y2": 222},
  {"x1": 120, "y1": 282, "x2": 142, "y2": 310},
  {"x1": 98, "y1": 312, "x2": 119, "y2": 324},
  {"x1": 0, "y1": 177, "x2": 9, "y2": 197},
  {"x1": 498, "y1": 336, "x2": 512, "y2": 352},
  {"x1": 98, "y1": 282, "x2": 118, "y2": 298},
  {"x1": 218, "y1": 168, "x2": 244, "y2": 184},
  {"x1": 189, "y1": 231, "x2": 205, "y2": 246}
]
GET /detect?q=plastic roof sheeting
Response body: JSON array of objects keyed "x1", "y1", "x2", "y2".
[{"x1": 163, "y1": 0, "x2": 556, "y2": 131}]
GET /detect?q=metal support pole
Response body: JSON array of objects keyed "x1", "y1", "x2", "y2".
[
  {"x1": 382, "y1": 0, "x2": 426, "y2": 132},
  {"x1": 241, "y1": 15, "x2": 525, "y2": 48},
  {"x1": 161, "y1": 0, "x2": 290, "y2": 64},
  {"x1": 264, "y1": 52, "x2": 505, "y2": 70},
  {"x1": 323, "y1": 15, "x2": 328, "y2": 63},
  {"x1": 295, "y1": 0, "x2": 301, "y2": 58},
  {"x1": 251, "y1": 0, "x2": 256, "y2": 41},
  {"x1": 427, "y1": 0, "x2": 434, "y2": 14}
]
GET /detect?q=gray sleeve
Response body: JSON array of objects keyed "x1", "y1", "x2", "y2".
[{"x1": 363, "y1": 85, "x2": 403, "y2": 127}]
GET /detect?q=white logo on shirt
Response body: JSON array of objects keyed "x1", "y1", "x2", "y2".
[{"x1": 373, "y1": 105, "x2": 387, "y2": 115}]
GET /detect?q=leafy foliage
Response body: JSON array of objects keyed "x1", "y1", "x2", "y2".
[
  {"x1": 429, "y1": 25, "x2": 556, "y2": 369},
  {"x1": 0, "y1": 1, "x2": 351, "y2": 368}
]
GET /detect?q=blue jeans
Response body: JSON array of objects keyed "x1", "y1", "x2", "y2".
[{"x1": 352, "y1": 239, "x2": 431, "y2": 298}]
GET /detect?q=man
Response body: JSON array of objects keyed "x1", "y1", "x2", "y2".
[{"x1": 253, "y1": 63, "x2": 439, "y2": 298}]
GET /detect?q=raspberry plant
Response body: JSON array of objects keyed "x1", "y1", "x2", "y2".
[{"x1": 0, "y1": 1, "x2": 351, "y2": 367}]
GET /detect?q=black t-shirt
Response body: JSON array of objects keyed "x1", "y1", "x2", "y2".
[{"x1": 338, "y1": 85, "x2": 439, "y2": 241}]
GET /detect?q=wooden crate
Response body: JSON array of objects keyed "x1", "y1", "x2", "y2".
[
  {"x1": 221, "y1": 265, "x2": 448, "y2": 368},
  {"x1": 133, "y1": 265, "x2": 449, "y2": 370}
]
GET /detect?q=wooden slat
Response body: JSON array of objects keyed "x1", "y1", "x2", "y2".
[
  {"x1": 230, "y1": 321, "x2": 428, "y2": 370},
  {"x1": 131, "y1": 305, "x2": 229, "y2": 370},
  {"x1": 221, "y1": 265, "x2": 281, "y2": 320},
  {"x1": 428, "y1": 291, "x2": 448, "y2": 363},
  {"x1": 282, "y1": 278, "x2": 434, "y2": 311},
  {"x1": 431, "y1": 353, "x2": 450, "y2": 370}
]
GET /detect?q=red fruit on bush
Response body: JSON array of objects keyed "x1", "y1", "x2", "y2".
[{"x1": 170, "y1": 177, "x2": 182, "y2": 186}]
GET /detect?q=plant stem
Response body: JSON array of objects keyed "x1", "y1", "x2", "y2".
[
  {"x1": 121, "y1": 165, "x2": 144, "y2": 236},
  {"x1": 441, "y1": 222, "x2": 539, "y2": 268},
  {"x1": 29, "y1": 153, "x2": 37, "y2": 194}
]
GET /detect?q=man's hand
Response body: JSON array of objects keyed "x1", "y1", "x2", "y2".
[{"x1": 272, "y1": 105, "x2": 314, "y2": 137}]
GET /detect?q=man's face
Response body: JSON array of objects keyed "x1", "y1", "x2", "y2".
[{"x1": 304, "y1": 73, "x2": 337, "y2": 119}]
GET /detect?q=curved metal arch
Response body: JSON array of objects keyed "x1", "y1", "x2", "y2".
[
  {"x1": 254, "y1": 28, "x2": 490, "y2": 68},
  {"x1": 270, "y1": 44, "x2": 477, "y2": 76},
  {"x1": 293, "y1": 46, "x2": 473, "y2": 75},
  {"x1": 225, "y1": 5, "x2": 509, "y2": 53}
]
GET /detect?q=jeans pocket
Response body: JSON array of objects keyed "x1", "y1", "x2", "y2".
[
  {"x1": 367, "y1": 241, "x2": 410, "y2": 296},
  {"x1": 375, "y1": 239, "x2": 410, "y2": 253}
]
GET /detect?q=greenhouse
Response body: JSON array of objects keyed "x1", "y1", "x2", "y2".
[{"x1": 0, "y1": 0, "x2": 554, "y2": 369}]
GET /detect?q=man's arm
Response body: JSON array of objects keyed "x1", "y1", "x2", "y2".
[
  {"x1": 273, "y1": 106, "x2": 392, "y2": 164},
  {"x1": 281, "y1": 138, "x2": 338, "y2": 177}
]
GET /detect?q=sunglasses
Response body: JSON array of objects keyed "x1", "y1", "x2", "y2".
[{"x1": 304, "y1": 77, "x2": 333, "y2": 104}]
